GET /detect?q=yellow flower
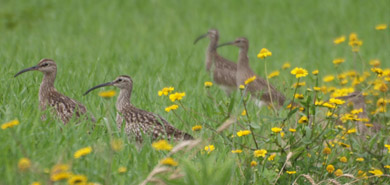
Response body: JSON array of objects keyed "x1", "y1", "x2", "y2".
[
  {"x1": 30, "y1": 182, "x2": 41, "y2": 185},
  {"x1": 160, "y1": 157, "x2": 178, "y2": 166},
  {"x1": 329, "y1": 98, "x2": 345, "y2": 105},
  {"x1": 292, "y1": 81, "x2": 306, "y2": 88},
  {"x1": 357, "y1": 170, "x2": 367, "y2": 178},
  {"x1": 250, "y1": 161, "x2": 258, "y2": 167},
  {"x1": 111, "y1": 138, "x2": 123, "y2": 152},
  {"x1": 323, "y1": 147, "x2": 331, "y2": 155},
  {"x1": 323, "y1": 75, "x2": 335, "y2": 82},
  {"x1": 334, "y1": 169, "x2": 343, "y2": 177},
  {"x1": 204, "y1": 81, "x2": 213, "y2": 88},
  {"x1": 68, "y1": 174, "x2": 87, "y2": 185},
  {"x1": 1, "y1": 119, "x2": 19, "y2": 130},
  {"x1": 152, "y1": 140, "x2": 172, "y2": 151},
  {"x1": 351, "y1": 108, "x2": 363, "y2": 114},
  {"x1": 356, "y1": 157, "x2": 364, "y2": 162},
  {"x1": 371, "y1": 67, "x2": 384, "y2": 76},
  {"x1": 239, "y1": 85, "x2": 245, "y2": 90},
  {"x1": 169, "y1": 92, "x2": 186, "y2": 102},
  {"x1": 365, "y1": 123, "x2": 373, "y2": 127},
  {"x1": 241, "y1": 110, "x2": 247, "y2": 116},
  {"x1": 339, "y1": 156, "x2": 347, "y2": 163},
  {"x1": 370, "y1": 59, "x2": 381, "y2": 67},
  {"x1": 268, "y1": 153, "x2": 276, "y2": 161},
  {"x1": 291, "y1": 67, "x2": 308, "y2": 78},
  {"x1": 271, "y1": 127, "x2": 282, "y2": 133},
  {"x1": 280, "y1": 132, "x2": 285, "y2": 138},
  {"x1": 294, "y1": 94, "x2": 304, "y2": 99},
  {"x1": 204, "y1": 145, "x2": 215, "y2": 153},
  {"x1": 385, "y1": 144, "x2": 390, "y2": 152},
  {"x1": 326, "y1": 165, "x2": 335, "y2": 173},
  {"x1": 349, "y1": 33, "x2": 363, "y2": 52},
  {"x1": 289, "y1": 128, "x2": 296, "y2": 132},
  {"x1": 118, "y1": 167, "x2": 127, "y2": 173},
  {"x1": 312, "y1": 70, "x2": 319, "y2": 75},
  {"x1": 51, "y1": 172, "x2": 72, "y2": 181},
  {"x1": 257, "y1": 48, "x2": 272, "y2": 59},
  {"x1": 346, "y1": 128, "x2": 356, "y2": 134},
  {"x1": 165, "y1": 104, "x2": 179, "y2": 112},
  {"x1": 254, "y1": 149, "x2": 267, "y2": 157},
  {"x1": 158, "y1": 87, "x2": 174, "y2": 96},
  {"x1": 369, "y1": 169, "x2": 383, "y2": 177},
  {"x1": 333, "y1": 58, "x2": 345, "y2": 65},
  {"x1": 98, "y1": 90, "x2": 116, "y2": 98},
  {"x1": 268, "y1": 70, "x2": 280, "y2": 79},
  {"x1": 385, "y1": 165, "x2": 390, "y2": 169},
  {"x1": 286, "y1": 171, "x2": 296, "y2": 174},
  {"x1": 231, "y1": 149, "x2": 243, "y2": 154},
  {"x1": 282, "y1": 62, "x2": 291, "y2": 69},
  {"x1": 192, "y1": 125, "x2": 202, "y2": 131},
  {"x1": 338, "y1": 142, "x2": 350, "y2": 148},
  {"x1": 74, "y1": 146, "x2": 92, "y2": 159},
  {"x1": 298, "y1": 116, "x2": 308, "y2": 124},
  {"x1": 313, "y1": 86, "x2": 321, "y2": 91},
  {"x1": 18, "y1": 158, "x2": 31, "y2": 171},
  {"x1": 375, "y1": 24, "x2": 387, "y2": 30},
  {"x1": 333, "y1": 36, "x2": 346, "y2": 44},
  {"x1": 245, "y1": 76, "x2": 256, "y2": 85},
  {"x1": 237, "y1": 130, "x2": 251, "y2": 137}
]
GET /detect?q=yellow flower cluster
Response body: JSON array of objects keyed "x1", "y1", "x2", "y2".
[
  {"x1": 165, "y1": 104, "x2": 179, "y2": 112},
  {"x1": 244, "y1": 76, "x2": 256, "y2": 85},
  {"x1": 158, "y1": 87, "x2": 174, "y2": 96},
  {"x1": 254, "y1": 149, "x2": 267, "y2": 157},
  {"x1": 348, "y1": 33, "x2": 363, "y2": 52},
  {"x1": 257, "y1": 48, "x2": 272, "y2": 59},
  {"x1": 204, "y1": 145, "x2": 215, "y2": 153},
  {"x1": 74, "y1": 146, "x2": 93, "y2": 159},
  {"x1": 169, "y1": 92, "x2": 186, "y2": 102},
  {"x1": 291, "y1": 67, "x2": 308, "y2": 78},
  {"x1": 98, "y1": 90, "x2": 116, "y2": 98},
  {"x1": 152, "y1": 140, "x2": 173, "y2": 151},
  {"x1": 1, "y1": 119, "x2": 19, "y2": 130},
  {"x1": 160, "y1": 157, "x2": 178, "y2": 166},
  {"x1": 192, "y1": 125, "x2": 202, "y2": 131},
  {"x1": 237, "y1": 130, "x2": 251, "y2": 137}
]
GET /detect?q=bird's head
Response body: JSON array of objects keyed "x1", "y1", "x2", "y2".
[
  {"x1": 83, "y1": 75, "x2": 133, "y2": 95},
  {"x1": 218, "y1": 37, "x2": 249, "y2": 49},
  {"x1": 14, "y1": 58, "x2": 57, "y2": 77},
  {"x1": 193, "y1": 29, "x2": 219, "y2": 44}
]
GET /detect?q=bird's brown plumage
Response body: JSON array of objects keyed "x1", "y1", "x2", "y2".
[{"x1": 85, "y1": 75, "x2": 193, "y2": 142}]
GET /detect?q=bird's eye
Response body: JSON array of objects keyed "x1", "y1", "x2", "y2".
[
  {"x1": 42, "y1": 63, "x2": 48, "y2": 67},
  {"x1": 117, "y1": 79, "x2": 122, "y2": 82}
]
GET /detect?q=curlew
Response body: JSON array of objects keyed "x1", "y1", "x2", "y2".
[
  {"x1": 84, "y1": 75, "x2": 193, "y2": 141},
  {"x1": 194, "y1": 29, "x2": 237, "y2": 95},
  {"x1": 218, "y1": 37, "x2": 286, "y2": 108},
  {"x1": 14, "y1": 58, "x2": 95, "y2": 124}
]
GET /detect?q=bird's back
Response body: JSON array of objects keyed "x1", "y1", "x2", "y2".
[
  {"x1": 119, "y1": 105, "x2": 192, "y2": 141},
  {"x1": 213, "y1": 55, "x2": 237, "y2": 93}
]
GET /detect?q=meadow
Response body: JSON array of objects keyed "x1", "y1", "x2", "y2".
[{"x1": 1, "y1": 0, "x2": 390, "y2": 184}]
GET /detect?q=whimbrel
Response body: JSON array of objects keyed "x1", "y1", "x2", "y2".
[
  {"x1": 218, "y1": 37, "x2": 286, "y2": 107},
  {"x1": 84, "y1": 75, "x2": 193, "y2": 141},
  {"x1": 14, "y1": 59, "x2": 95, "y2": 124},
  {"x1": 194, "y1": 29, "x2": 237, "y2": 95}
]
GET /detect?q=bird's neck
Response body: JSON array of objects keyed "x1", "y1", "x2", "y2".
[
  {"x1": 205, "y1": 38, "x2": 218, "y2": 71},
  {"x1": 116, "y1": 88, "x2": 132, "y2": 111},
  {"x1": 238, "y1": 47, "x2": 250, "y2": 68},
  {"x1": 40, "y1": 72, "x2": 56, "y2": 93}
]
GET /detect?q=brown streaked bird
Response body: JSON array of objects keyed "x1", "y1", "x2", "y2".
[
  {"x1": 14, "y1": 58, "x2": 95, "y2": 124},
  {"x1": 84, "y1": 75, "x2": 193, "y2": 141},
  {"x1": 194, "y1": 29, "x2": 237, "y2": 95},
  {"x1": 218, "y1": 37, "x2": 286, "y2": 107}
]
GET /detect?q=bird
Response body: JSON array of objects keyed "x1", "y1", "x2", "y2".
[
  {"x1": 83, "y1": 75, "x2": 193, "y2": 141},
  {"x1": 194, "y1": 29, "x2": 237, "y2": 95},
  {"x1": 14, "y1": 58, "x2": 95, "y2": 124},
  {"x1": 218, "y1": 37, "x2": 286, "y2": 108}
]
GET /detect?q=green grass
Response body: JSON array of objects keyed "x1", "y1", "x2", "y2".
[{"x1": 1, "y1": 0, "x2": 390, "y2": 184}]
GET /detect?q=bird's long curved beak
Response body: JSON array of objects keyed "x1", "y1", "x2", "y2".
[
  {"x1": 83, "y1": 82, "x2": 114, "y2": 96},
  {"x1": 217, "y1": 41, "x2": 235, "y2": 48},
  {"x1": 14, "y1": 65, "x2": 39, "y2": 77},
  {"x1": 193, "y1": 33, "x2": 208, "y2": 44}
]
